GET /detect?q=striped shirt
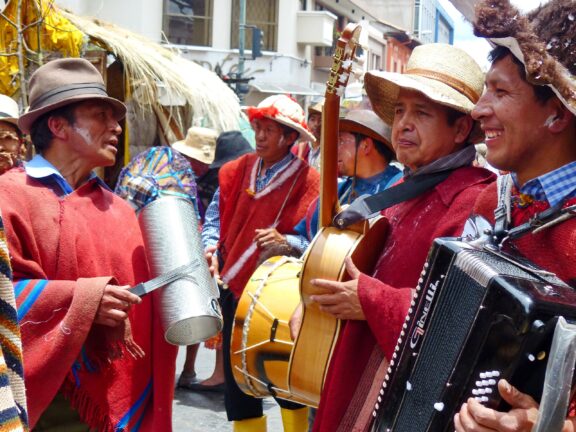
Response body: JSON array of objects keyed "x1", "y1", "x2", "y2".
[
  {"x1": 513, "y1": 161, "x2": 576, "y2": 207},
  {"x1": 201, "y1": 153, "x2": 308, "y2": 251}
]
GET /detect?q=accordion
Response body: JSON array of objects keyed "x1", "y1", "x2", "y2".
[{"x1": 371, "y1": 237, "x2": 576, "y2": 432}]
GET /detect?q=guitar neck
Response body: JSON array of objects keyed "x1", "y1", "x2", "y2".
[
  {"x1": 319, "y1": 93, "x2": 341, "y2": 228},
  {"x1": 316, "y1": 22, "x2": 361, "y2": 229}
]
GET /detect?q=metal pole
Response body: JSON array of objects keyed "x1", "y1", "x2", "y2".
[{"x1": 238, "y1": 0, "x2": 246, "y2": 103}]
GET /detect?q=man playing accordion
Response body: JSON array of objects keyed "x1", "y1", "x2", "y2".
[{"x1": 455, "y1": 0, "x2": 576, "y2": 430}]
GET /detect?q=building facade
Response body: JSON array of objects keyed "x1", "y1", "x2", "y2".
[{"x1": 55, "y1": 0, "x2": 453, "y2": 106}]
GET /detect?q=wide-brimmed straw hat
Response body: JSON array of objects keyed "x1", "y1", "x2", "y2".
[
  {"x1": 244, "y1": 94, "x2": 316, "y2": 143},
  {"x1": 18, "y1": 58, "x2": 126, "y2": 134},
  {"x1": 339, "y1": 109, "x2": 394, "y2": 155},
  {"x1": 172, "y1": 126, "x2": 219, "y2": 165},
  {"x1": 474, "y1": 0, "x2": 576, "y2": 116},
  {"x1": 364, "y1": 43, "x2": 484, "y2": 142},
  {"x1": 0, "y1": 95, "x2": 19, "y2": 127}
]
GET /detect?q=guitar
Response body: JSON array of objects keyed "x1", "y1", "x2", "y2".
[{"x1": 287, "y1": 23, "x2": 389, "y2": 407}]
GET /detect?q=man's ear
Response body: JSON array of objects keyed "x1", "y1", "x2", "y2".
[
  {"x1": 46, "y1": 115, "x2": 70, "y2": 140},
  {"x1": 453, "y1": 115, "x2": 474, "y2": 146},
  {"x1": 285, "y1": 130, "x2": 299, "y2": 147},
  {"x1": 361, "y1": 137, "x2": 373, "y2": 155},
  {"x1": 546, "y1": 101, "x2": 573, "y2": 133}
]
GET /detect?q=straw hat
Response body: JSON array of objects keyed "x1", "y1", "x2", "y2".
[
  {"x1": 18, "y1": 58, "x2": 126, "y2": 134},
  {"x1": 244, "y1": 94, "x2": 315, "y2": 143},
  {"x1": 474, "y1": 0, "x2": 576, "y2": 116},
  {"x1": 364, "y1": 43, "x2": 484, "y2": 130},
  {"x1": 172, "y1": 126, "x2": 219, "y2": 164},
  {"x1": 308, "y1": 100, "x2": 324, "y2": 115},
  {"x1": 339, "y1": 109, "x2": 394, "y2": 154},
  {"x1": 0, "y1": 95, "x2": 19, "y2": 127}
]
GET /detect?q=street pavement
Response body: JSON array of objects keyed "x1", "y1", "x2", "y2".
[{"x1": 173, "y1": 345, "x2": 283, "y2": 431}]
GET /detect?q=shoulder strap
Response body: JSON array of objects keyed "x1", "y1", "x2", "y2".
[
  {"x1": 492, "y1": 174, "x2": 513, "y2": 242},
  {"x1": 333, "y1": 170, "x2": 452, "y2": 228}
]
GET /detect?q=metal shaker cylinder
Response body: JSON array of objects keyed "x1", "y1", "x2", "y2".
[{"x1": 138, "y1": 196, "x2": 222, "y2": 345}]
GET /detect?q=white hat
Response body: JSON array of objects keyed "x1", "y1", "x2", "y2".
[
  {"x1": 0, "y1": 95, "x2": 19, "y2": 127},
  {"x1": 172, "y1": 126, "x2": 219, "y2": 164},
  {"x1": 244, "y1": 94, "x2": 316, "y2": 143}
]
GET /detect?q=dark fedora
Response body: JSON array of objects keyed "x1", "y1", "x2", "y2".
[
  {"x1": 210, "y1": 131, "x2": 253, "y2": 169},
  {"x1": 18, "y1": 58, "x2": 126, "y2": 134}
]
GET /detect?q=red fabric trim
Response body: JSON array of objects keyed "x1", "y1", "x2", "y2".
[{"x1": 246, "y1": 105, "x2": 280, "y2": 123}]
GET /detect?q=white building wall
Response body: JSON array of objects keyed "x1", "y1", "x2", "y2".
[
  {"x1": 57, "y1": 0, "x2": 163, "y2": 42},
  {"x1": 212, "y1": 0, "x2": 232, "y2": 50}
]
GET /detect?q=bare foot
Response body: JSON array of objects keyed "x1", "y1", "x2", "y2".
[{"x1": 197, "y1": 373, "x2": 224, "y2": 386}]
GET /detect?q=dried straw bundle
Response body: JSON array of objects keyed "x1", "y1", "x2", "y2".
[{"x1": 60, "y1": 9, "x2": 241, "y2": 133}]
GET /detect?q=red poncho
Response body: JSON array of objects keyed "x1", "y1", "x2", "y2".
[
  {"x1": 218, "y1": 153, "x2": 319, "y2": 298},
  {"x1": 0, "y1": 169, "x2": 177, "y2": 431},
  {"x1": 313, "y1": 166, "x2": 495, "y2": 431}
]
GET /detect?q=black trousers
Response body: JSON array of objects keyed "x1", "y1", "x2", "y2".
[{"x1": 221, "y1": 288, "x2": 303, "y2": 421}]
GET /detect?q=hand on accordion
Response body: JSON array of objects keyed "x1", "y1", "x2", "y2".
[
  {"x1": 310, "y1": 256, "x2": 365, "y2": 321},
  {"x1": 454, "y1": 379, "x2": 539, "y2": 432}
]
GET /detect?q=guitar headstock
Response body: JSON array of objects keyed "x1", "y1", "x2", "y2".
[{"x1": 326, "y1": 23, "x2": 362, "y2": 97}]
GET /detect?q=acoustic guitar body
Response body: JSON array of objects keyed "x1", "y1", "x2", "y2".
[{"x1": 288, "y1": 216, "x2": 389, "y2": 406}]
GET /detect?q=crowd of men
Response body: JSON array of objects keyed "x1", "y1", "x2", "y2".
[{"x1": 0, "y1": 0, "x2": 574, "y2": 431}]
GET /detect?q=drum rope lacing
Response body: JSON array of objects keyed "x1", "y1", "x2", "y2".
[{"x1": 235, "y1": 256, "x2": 301, "y2": 397}]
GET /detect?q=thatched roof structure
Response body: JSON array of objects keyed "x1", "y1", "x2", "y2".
[{"x1": 60, "y1": 9, "x2": 241, "y2": 135}]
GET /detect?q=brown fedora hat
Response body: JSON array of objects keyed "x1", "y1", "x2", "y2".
[
  {"x1": 339, "y1": 109, "x2": 394, "y2": 155},
  {"x1": 18, "y1": 58, "x2": 126, "y2": 134}
]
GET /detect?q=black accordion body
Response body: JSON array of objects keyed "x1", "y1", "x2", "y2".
[{"x1": 372, "y1": 237, "x2": 576, "y2": 432}]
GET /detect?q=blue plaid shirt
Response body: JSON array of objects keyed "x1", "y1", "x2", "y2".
[
  {"x1": 512, "y1": 161, "x2": 576, "y2": 207},
  {"x1": 201, "y1": 153, "x2": 308, "y2": 251},
  {"x1": 25, "y1": 155, "x2": 108, "y2": 197}
]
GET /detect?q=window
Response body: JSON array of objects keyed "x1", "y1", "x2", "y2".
[
  {"x1": 163, "y1": 0, "x2": 213, "y2": 46},
  {"x1": 231, "y1": 0, "x2": 278, "y2": 52}
]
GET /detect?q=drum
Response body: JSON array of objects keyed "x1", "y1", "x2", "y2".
[{"x1": 231, "y1": 256, "x2": 302, "y2": 402}]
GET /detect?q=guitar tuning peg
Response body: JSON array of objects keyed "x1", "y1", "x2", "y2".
[{"x1": 338, "y1": 72, "x2": 349, "y2": 85}]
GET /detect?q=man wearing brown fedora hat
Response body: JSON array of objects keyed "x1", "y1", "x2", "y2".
[
  {"x1": 454, "y1": 1, "x2": 576, "y2": 431},
  {"x1": 0, "y1": 58, "x2": 176, "y2": 431},
  {"x1": 307, "y1": 44, "x2": 496, "y2": 431},
  {"x1": 202, "y1": 94, "x2": 319, "y2": 432}
]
